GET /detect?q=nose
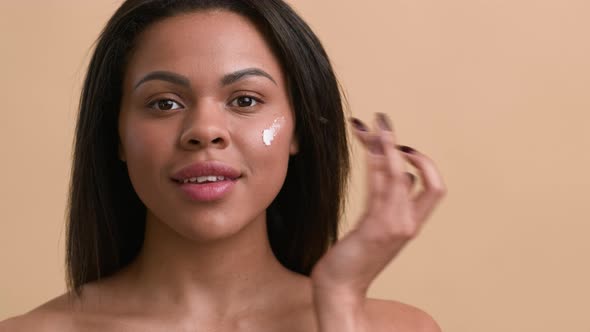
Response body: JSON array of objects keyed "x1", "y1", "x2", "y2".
[{"x1": 179, "y1": 101, "x2": 230, "y2": 150}]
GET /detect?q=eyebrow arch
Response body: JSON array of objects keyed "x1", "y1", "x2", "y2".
[
  {"x1": 133, "y1": 70, "x2": 191, "y2": 89},
  {"x1": 134, "y1": 71, "x2": 191, "y2": 90},
  {"x1": 221, "y1": 68, "x2": 277, "y2": 86},
  {"x1": 133, "y1": 67, "x2": 277, "y2": 91}
]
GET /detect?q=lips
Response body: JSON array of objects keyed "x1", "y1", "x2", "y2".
[
  {"x1": 171, "y1": 161, "x2": 241, "y2": 202},
  {"x1": 171, "y1": 161, "x2": 241, "y2": 183}
]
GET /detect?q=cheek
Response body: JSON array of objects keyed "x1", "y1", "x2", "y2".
[
  {"x1": 123, "y1": 123, "x2": 170, "y2": 163},
  {"x1": 240, "y1": 116, "x2": 293, "y2": 179},
  {"x1": 261, "y1": 116, "x2": 286, "y2": 146},
  {"x1": 120, "y1": 119, "x2": 175, "y2": 192},
  {"x1": 241, "y1": 116, "x2": 291, "y2": 157}
]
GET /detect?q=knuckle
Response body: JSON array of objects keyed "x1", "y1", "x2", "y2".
[
  {"x1": 394, "y1": 224, "x2": 419, "y2": 239},
  {"x1": 431, "y1": 184, "x2": 447, "y2": 197},
  {"x1": 368, "y1": 223, "x2": 419, "y2": 244}
]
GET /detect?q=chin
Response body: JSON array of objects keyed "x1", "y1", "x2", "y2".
[{"x1": 150, "y1": 207, "x2": 264, "y2": 244}]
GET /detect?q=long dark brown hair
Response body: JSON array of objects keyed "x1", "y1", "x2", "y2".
[{"x1": 67, "y1": 0, "x2": 350, "y2": 295}]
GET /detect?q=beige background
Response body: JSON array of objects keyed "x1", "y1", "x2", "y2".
[{"x1": 1, "y1": 1, "x2": 589, "y2": 331}]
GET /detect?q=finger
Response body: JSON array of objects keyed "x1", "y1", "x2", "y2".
[
  {"x1": 374, "y1": 113, "x2": 413, "y2": 213},
  {"x1": 375, "y1": 113, "x2": 407, "y2": 178},
  {"x1": 349, "y1": 117, "x2": 389, "y2": 211},
  {"x1": 397, "y1": 146, "x2": 447, "y2": 222},
  {"x1": 350, "y1": 117, "x2": 384, "y2": 155},
  {"x1": 351, "y1": 116, "x2": 415, "y2": 217}
]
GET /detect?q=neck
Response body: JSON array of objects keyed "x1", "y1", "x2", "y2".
[{"x1": 122, "y1": 210, "x2": 302, "y2": 319}]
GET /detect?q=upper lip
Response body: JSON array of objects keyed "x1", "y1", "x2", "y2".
[{"x1": 171, "y1": 161, "x2": 241, "y2": 182}]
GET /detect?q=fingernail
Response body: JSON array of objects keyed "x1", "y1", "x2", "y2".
[
  {"x1": 349, "y1": 117, "x2": 368, "y2": 131},
  {"x1": 377, "y1": 113, "x2": 392, "y2": 131},
  {"x1": 397, "y1": 145, "x2": 416, "y2": 154}
]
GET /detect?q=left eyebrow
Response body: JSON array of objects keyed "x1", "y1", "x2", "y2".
[{"x1": 221, "y1": 68, "x2": 277, "y2": 86}]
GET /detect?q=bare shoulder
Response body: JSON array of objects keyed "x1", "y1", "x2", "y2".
[
  {"x1": 365, "y1": 298, "x2": 442, "y2": 332},
  {"x1": 0, "y1": 294, "x2": 77, "y2": 332}
]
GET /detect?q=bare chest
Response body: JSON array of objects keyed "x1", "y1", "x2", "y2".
[{"x1": 62, "y1": 307, "x2": 318, "y2": 332}]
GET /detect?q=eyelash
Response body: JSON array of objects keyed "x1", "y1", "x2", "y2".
[
  {"x1": 147, "y1": 99, "x2": 183, "y2": 112},
  {"x1": 147, "y1": 95, "x2": 264, "y2": 113},
  {"x1": 229, "y1": 95, "x2": 263, "y2": 109}
]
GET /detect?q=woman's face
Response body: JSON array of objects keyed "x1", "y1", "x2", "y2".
[{"x1": 119, "y1": 10, "x2": 298, "y2": 241}]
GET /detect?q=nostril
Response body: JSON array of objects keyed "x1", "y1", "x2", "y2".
[{"x1": 212, "y1": 137, "x2": 223, "y2": 144}]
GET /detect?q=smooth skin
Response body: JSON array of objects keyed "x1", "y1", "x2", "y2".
[{"x1": 1, "y1": 10, "x2": 446, "y2": 332}]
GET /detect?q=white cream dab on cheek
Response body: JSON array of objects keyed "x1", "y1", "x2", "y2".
[{"x1": 262, "y1": 117, "x2": 285, "y2": 146}]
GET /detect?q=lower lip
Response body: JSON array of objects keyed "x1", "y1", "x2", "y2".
[{"x1": 175, "y1": 179, "x2": 237, "y2": 202}]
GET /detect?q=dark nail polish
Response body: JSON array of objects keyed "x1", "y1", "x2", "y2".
[
  {"x1": 350, "y1": 117, "x2": 368, "y2": 131},
  {"x1": 377, "y1": 113, "x2": 392, "y2": 131},
  {"x1": 397, "y1": 145, "x2": 416, "y2": 154}
]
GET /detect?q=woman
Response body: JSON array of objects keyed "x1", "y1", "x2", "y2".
[{"x1": 1, "y1": 0, "x2": 446, "y2": 331}]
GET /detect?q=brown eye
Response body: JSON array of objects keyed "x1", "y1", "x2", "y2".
[
  {"x1": 231, "y1": 96, "x2": 259, "y2": 108},
  {"x1": 149, "y1": 99, "x2": 182, "y2": 111}
]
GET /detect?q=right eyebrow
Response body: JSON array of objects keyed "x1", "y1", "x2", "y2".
[
  {"x1": 220, "y1": 68, "x2": 277, "y2": 86},
  {"x1": 133, "y1": 71, "x2": 191, "y2": 90}
]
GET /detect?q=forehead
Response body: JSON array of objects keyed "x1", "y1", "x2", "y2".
[{"x1": 124, "y1": 10, "x2": 285, "y2": 87}]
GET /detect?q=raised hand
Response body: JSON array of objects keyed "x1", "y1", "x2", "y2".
[{"x1": 310, "y1": 113, "x2": 447, "y2": 331}]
